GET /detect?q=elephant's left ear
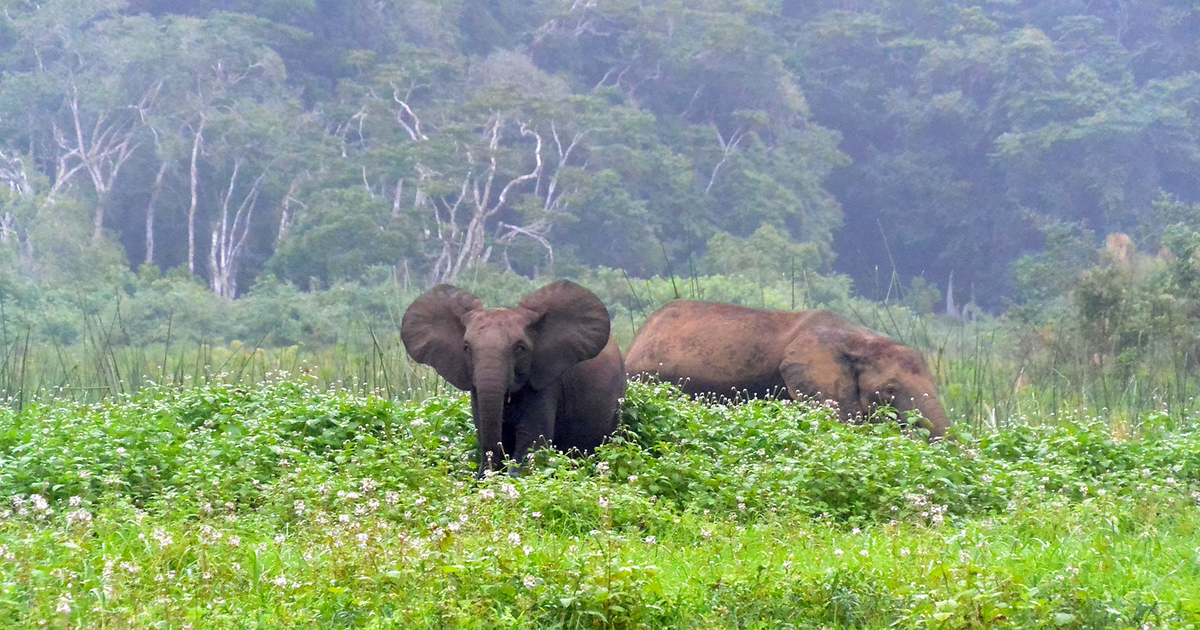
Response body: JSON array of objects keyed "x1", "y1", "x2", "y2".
[{"x1": 519, "y1": 280, "x2": 611, "y2": 389}]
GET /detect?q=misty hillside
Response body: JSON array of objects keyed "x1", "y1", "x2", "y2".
[{"x1": 0, "y1": 0, "x2": 1197, "y2": 308}]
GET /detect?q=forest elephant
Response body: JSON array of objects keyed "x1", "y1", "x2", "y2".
[
  {"x1": 401, "y1": 280, "x2": 626, "y2": 474},
  {"x1": 625, "y1": 301, "x2": 949, "y2": 438}
]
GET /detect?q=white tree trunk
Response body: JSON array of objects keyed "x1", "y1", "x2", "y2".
[
  {"x1": 187, "y1": 116, "x2": 206, "y2": 275},
  {"x1": 208, "y1": 158, "x2": 264, "y2": 299},
  {"x1": 144, "y1": 162, "x2": 167, "y2": 266}
]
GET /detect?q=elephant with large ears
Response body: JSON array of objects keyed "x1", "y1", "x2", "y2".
[
  {"x1": 625, "y1": 302, "x2": 949, "y2": 438},
  {"x1": 402, "y1": 280, "x2": 626, "y2": 473}
]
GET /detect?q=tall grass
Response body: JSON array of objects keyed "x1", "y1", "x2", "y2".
[
  {"x1": 0, "y1": 307, "x2": 448, "y2": 408},
  {"x1": 2, "y1": 273, "x2": 1198, "y2": 432}
]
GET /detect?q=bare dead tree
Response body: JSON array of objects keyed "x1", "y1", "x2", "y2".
[
  {"x1": 437, "y1": 116, "x2": 543, "y2": 281},
  {"x1": 277, "y1": 176, "x2": 306, "y2": 245},
  {"x1": 705, "y1": 125, "x2": 747, "y2": 196},
  {"x1": 496, "y1": 221, "x2": 555, "y2": 268},
  {"x1": 0, "y1": 149, "x2": 37, "y2": 265},
  {"x1": 49, "y1": 80, "x2": 159, "y2": 242},
  {"x1": 209, "y1": 157, "x2": 266, "y2": 299},
  {"x1": 495, "y1": 121, "x2": 590, "y2": 267},
  {"x1": 429, "y1": 176, "x2": 470, "y2": 283},
  {"x1": 392, "y1": 84, "x2": 429, "y2": 142},
  {"x1": 186, "y1": 115, "x2": 206, "y2": 275},
  {"x1": 144, "y1": 162, "x2": 167, "y2": 265},
  {"x1": 0, "y1": 212, "x2": 13, "y2": 246},
  {"x1": 391, "y1": 176, "x2": 404, "y2": 219},
  {"x1": 0, "y1": 149, "x2": 33, "y2": 246}
]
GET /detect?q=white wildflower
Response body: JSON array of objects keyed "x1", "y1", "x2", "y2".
[
  {"x1": 66, "y1": 508, "x2": 92, "y2": 527},
  {"x1": 151, "y1": 528, "x2": 172, "y2": 547}
]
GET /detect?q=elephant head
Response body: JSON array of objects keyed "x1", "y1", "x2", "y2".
[
  {"x1": 401, "y1": 280, "x2": 611, "y2": 468},
  {"x1": 784, "y1": 326, "x2": 949, "y2": 438}
]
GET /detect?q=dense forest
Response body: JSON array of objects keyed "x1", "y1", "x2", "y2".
[{"x1": 0, "y1": 0, "x2": 1198, "y2": 312}]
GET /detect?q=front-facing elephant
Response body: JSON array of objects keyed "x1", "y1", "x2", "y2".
[
  {"x1": 625, "y1": 301, "x2": 949, "y2": 438},
  {"x1": 401, "y1": 280, "x2": 626, "y2": 473}
]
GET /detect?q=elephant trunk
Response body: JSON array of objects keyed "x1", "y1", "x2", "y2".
[
  {"x1": 472, "y1": 352, "x2": 510, "y2": 472},
  {"x1": 918, "y1": 396, "x2": 949, "y2": 439}
]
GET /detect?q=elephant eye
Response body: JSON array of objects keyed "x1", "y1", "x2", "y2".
[
  {"x1": 514, "y1": 342, "x2": 530, "y2": 355},
  {"x1": 463, "y1": 342, "x2": 472, "y2": 354}
]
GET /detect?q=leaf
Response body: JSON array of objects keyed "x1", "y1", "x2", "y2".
[{"x1": 1054, "y1": 613, "x2": 1076, "y2": 626}]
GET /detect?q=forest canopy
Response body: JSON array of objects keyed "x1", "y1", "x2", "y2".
[{"x1": 0, "y1": 0, "x2": 1197, "y2": 310}]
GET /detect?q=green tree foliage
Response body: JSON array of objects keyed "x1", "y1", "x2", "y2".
[
  {"x1": 790, "y1": 1, "x2": 1200, "y2": 305},
  {"x1": 1012, "y1": 198, "x2": 1200, "y2": 392},
  {"x1": 269, "y1": 188, "x2": 416, "y2": 288}
]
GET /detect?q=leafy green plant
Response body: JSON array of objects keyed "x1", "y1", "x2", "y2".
[{"x1": 1, "y1": 380, "x2": 1199, "y2": 627}]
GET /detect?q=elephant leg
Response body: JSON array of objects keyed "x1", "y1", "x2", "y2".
[
  {"x1": 555, "y1": 340, "x2": 626, "y2": 454},
  {"x1": 507, "y1": 389, "x2": 558, "y2": 472},
  {"x1": 501, "y1": 420, "x2": 517, "y2": 462}
]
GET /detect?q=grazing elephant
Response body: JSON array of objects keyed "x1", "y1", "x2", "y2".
[
  {"x1": 401, "y1": 280, "x2": 626, "y2": 473},
  {"x1": 625, "y1": 301, "x2": 949, "y2": 438}
]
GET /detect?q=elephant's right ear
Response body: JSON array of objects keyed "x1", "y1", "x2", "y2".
[
  {"x1": 401, "y1": 285, "x2": 482, "y2": 390},
  {"x1": 780, "y1": 326, "x2": 864, "y2": 419}
]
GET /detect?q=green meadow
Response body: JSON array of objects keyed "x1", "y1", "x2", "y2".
[{"x1": 0, "y1": 375, "x2": 1197, "y2": 628}]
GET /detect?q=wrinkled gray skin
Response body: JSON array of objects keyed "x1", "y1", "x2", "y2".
[
  {"x1": 401, "y1": 280, "x2": 626, "y2": 474},
  {"x1": 625, "y1": 301, "x2": 949, "y2": 438}
]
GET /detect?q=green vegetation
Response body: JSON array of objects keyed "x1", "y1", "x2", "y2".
[
  {"x1": 3, "y1": 1, "x2": 1200, "y2": 625},
  {"x1": 1, "y1": 379, "x2": 1198, "y2": 628}
]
